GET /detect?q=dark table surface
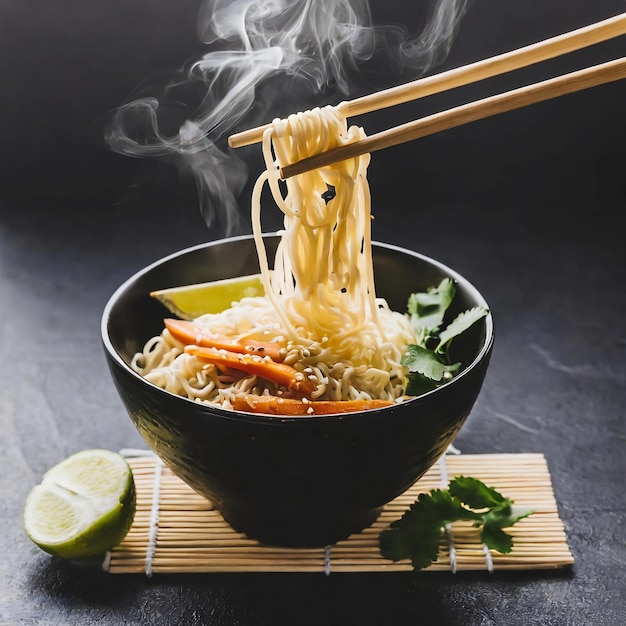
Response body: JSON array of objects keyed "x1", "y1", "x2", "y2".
[{"x1": 2, "y1": 1, "x2": 625, "y2": 624}]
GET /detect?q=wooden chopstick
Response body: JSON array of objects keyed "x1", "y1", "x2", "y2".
[
  {"x1": 280, "y1": 56, "x2": 626, "y2": 178},
  {"x1": 228, "y1": 12, "x2": 626, "y2": 149}
]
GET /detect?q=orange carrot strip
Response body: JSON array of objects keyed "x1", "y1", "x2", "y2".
[
  {"x1": 231, "y1": 395, "x2": 395, "y2": 415},
  {"x1": 184, "y1": 345, "x2": 316, "y2": 396},
  {"x1": 164, "y1": 318, "x2": 285, "y2": 361}
]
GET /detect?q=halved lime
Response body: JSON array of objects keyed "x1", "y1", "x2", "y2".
[
  {"x1": 150, "y1": 274, "x2": 265, "y2": 320},
  {"x1": 23, "y1": 449, "x2": 136, "y2": 559}
]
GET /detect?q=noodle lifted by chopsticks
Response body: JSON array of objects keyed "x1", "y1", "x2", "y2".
[{"x1": 133, "y1": 107, "x2": 416, "y2": 409}]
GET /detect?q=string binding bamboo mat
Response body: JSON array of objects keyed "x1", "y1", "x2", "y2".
[{"x1": 103, "y1": 451, "x2": 573, "y2": 576}]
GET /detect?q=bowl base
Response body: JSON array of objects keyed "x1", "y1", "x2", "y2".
[{"x1": 219, "y1": 503, "x2": 383, "y2": 547}]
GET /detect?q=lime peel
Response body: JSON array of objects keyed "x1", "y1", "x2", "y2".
[
  {"x1": 23, "y1": 449, "x2": 136, "y2": 560},
  {"x1": 150, "y1": 274, "x2": 265, "y2": 320}
]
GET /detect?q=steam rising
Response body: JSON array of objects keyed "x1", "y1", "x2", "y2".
[{"x1": 106, "y1": 0, "x2": 470, "y2": 235}]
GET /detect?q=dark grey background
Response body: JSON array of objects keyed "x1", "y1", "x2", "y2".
[{"x1": 1, "y1": 1, "x2": 625, "y2": 624}]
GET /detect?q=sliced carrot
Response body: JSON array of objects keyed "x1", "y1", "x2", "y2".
[
  {"x1": 164, "y1": 318, "x2": 285, "y2": 361},
  {"x1": 231, "y1": 395, "x2": 395, "y2": 415},
  {"x1": 184, "y1": 345, "x2": 316, "y2": 397}
]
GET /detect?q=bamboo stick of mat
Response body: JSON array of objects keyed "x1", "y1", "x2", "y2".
[
  {"x1": 228, "y1": 12, "x2": 626, "y2": 149},
  {"x1": 104, "y1": 453, "x2": 573, "y2": 575}
]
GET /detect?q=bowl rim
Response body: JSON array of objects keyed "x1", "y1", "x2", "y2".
[{"x1": 101, "y1": 233, "x2": 494, "y2": 423}]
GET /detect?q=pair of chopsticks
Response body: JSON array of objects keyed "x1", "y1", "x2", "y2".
[{"x1": 228, "y1": 12, "x2": 626, "y2": 179}]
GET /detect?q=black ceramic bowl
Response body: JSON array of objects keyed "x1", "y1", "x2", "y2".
[{"x1": 102, "y1": 234, "x2": 493, "y2": 547}]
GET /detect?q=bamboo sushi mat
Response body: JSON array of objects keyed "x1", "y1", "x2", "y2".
[{"x1": 104, "y1": 452, "x2": 574, "y2": 575}]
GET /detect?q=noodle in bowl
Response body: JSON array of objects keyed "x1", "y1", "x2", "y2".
[
  {"x1": 102, "y1": 235, "x2": 493, "y2": 546},
  {"x1": 131, "y1": 290, "x2": 414, "y2": 409}
]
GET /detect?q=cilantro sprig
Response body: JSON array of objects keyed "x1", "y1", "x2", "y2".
[
  {"x1": 403, "y1": 279, "x2": 488, "y2": 395},
  {"x1": 379, "y1": 477, "x2": 532, "y2": 570}
]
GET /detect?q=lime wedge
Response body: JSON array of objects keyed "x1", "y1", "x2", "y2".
[
  {"x1": 23, "y1": 449, "x2": 136, "y2": 559},
  {"x1": 150, "y1": 274, "x2": 265, "y2": 320}
]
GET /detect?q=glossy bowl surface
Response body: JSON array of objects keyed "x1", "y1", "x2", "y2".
[{"x1": 102, "y1": 234, "x2": 493, "y2": 546}]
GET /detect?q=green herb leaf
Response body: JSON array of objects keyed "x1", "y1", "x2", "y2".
[
  {"x1": 436, "y1": 306, "x2": 489, "y2": 354},
  {"x1": 403, "y1": 281, "x2": 488, "y2": 397},
  {"x1": 481, "y1": 522, "x2": 515, "y2": 554},
  {"x1": 402, "y1": 344, "x2": 461, "y2": 382},
  {"x1": 408, "y1": 278, "x2": 455, "y2": 335},
  {"x1": 449, "y1": 476, "x2": 506, "y2": 509},
  {"x1": 380, "y1": 489, "x2": 480, "y2": 568},
  {"x1": 480, "y1": 504, "x2": 534, "y2": 553},
  {"x1": 404, "y1": 373, "x2": 439, "y2": 396},
  {"x1": 379, "y1": 477, "x2": 532, "y2": 570}
]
